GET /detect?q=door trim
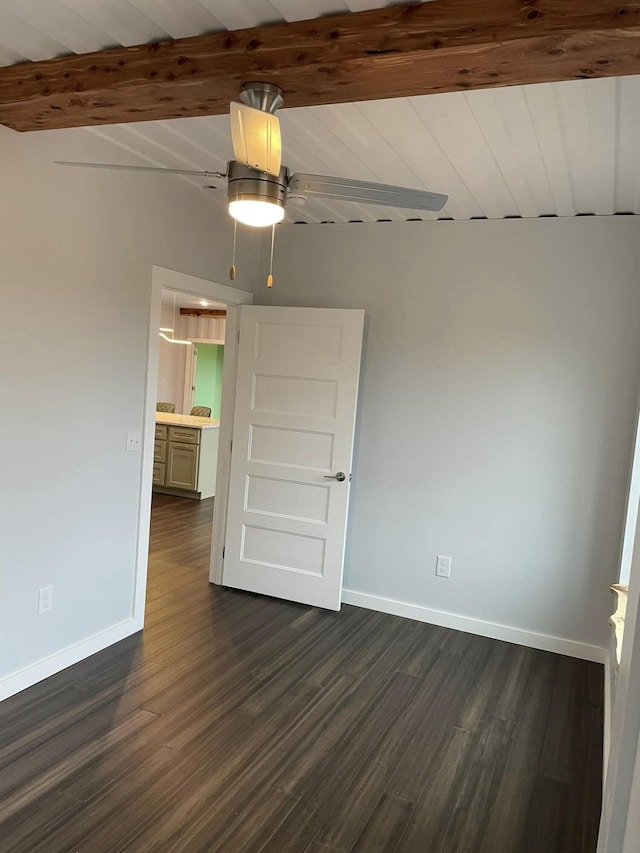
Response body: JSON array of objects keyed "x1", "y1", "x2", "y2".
[{"x1": 134, "y1": 266, "x2": 253, "y2": 629}]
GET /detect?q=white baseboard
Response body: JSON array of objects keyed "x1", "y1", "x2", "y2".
[
  {"x1": 342, "y1": 589, "x2": 606, "y2": 664},
  {"x1": 0, "y1": 616, "x2": 142, "y2": 703}
]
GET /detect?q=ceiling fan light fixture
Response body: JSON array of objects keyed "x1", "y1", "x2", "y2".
[
  {"x1": 227, "y1": 160, "x2": 287, "y2": 228},
  {"x1": 229, "y1": 198, "x2": 284, "y2": 227},
  {"x1": 55, "y1": 84, "x2": 449, "y2": 228}
]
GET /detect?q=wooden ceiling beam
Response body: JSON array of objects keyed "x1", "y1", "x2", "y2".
[
  {"x1": 180, "y1": 308, "x2": 226, "y2": 317},
  {"x1": 1, "y1": 1, "x2": 640, "y2": 132}
]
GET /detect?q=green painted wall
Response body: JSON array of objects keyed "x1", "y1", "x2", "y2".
[{"x1": 194, "y1": 343, "x2": 224, "y2": 418}]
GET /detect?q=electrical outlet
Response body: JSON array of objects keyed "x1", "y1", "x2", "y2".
[
  {"x1": 436, "y1": 555, "x2": 452, "y2": 579},
  {"x1": 38, "y1": 585, "x2": 54, "y2": 615},
  {"x1": 126, "y1": 431, "x2": 141, "y2": 452}
]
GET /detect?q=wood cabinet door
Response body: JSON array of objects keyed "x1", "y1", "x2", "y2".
[
  {"x1": 154, "y1": 440, "x2": 167, "y2": 463},
  {"x1": 167, "y1": 443, "x2": 199, "y2": 491},
  {"x1": 153, "y1": 462, "x2": 166, "y2": 485}
]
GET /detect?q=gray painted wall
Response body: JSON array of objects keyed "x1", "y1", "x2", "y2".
[
  {"x1": 257, "y1": 216, "x2": 640, "y2": 649},
  {"x1": 0, "y1": 125, "x2": 260, "y2": 685}
]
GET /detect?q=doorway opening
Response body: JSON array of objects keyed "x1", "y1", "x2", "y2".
[
  {"x1": 150, "y1": 288, "x2": 226, "y2": 590},
  {"x1": 135, "y1": 267, "x2": 364, "y2": 626},
  {"x1": 133, "y1": 267, "x2": 253, "y2": 630}
]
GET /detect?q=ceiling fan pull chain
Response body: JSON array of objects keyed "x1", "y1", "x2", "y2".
[
  {"x1": 230, "y1": 219, "x2": 237, "y2": 281},
  {"x1": 267, "y1": 224, "x2": 275, "y2": 289}
]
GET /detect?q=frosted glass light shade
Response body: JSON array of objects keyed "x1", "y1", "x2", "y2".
[{"x1": 228, "y1": 199, "x2": 285, "y2": 227}]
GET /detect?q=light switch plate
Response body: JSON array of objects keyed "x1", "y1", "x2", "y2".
[{"x1": 126, "y1": 431, "x2": 142, "y2": 452}]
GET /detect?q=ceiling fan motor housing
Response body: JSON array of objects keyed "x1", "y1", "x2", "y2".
[{"x1": 226, "y1": 160, "x2": 288, "y2": 213}]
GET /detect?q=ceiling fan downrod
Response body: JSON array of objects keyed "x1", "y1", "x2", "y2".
[{"x1": 239, "y1": 82, "x2": 285, "y2": 115}]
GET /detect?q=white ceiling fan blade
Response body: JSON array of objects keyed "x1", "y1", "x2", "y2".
[
  {"x1": 230, "y1": 102, "x2": 281, "y2": 177},
  {"x1": 54, "y1": 161, "x2": 226, "y2": 179},
  {"x1": 289, "y1": 173, "x2": 448, "y2": 212}
]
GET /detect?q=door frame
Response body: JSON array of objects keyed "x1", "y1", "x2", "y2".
[{"x1": 133, "y1": 266, "x2": 252, "y2": 628}]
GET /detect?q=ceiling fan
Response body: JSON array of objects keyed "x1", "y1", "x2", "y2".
[{"x1": 55, "y1": 82, "x2": 449, "y2": 228}]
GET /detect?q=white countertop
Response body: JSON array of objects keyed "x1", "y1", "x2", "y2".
[{"x1": 156, "y1": 412, "x2": 220, "y2": 430}]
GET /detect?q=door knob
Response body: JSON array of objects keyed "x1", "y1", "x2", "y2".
[{"x1": 324, "y1": 472, "x2": 346, "y2": 481}]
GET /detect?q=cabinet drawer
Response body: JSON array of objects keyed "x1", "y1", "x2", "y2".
[
  {"x1": 155, "y1": 424, "x2": 168, "y2": 440},
  {"x1": 154, "y1": 439, "x2": 167, "y2": 463},
  {"x1": 152, "y1": 462, "x2": 166, "y2": 485},
  {"x1": 169, "y1": 426, "x2": 200, "y2": 445}
]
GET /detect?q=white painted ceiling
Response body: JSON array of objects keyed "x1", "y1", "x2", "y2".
[{"x1": 1, "y1": 0, "x2": 639, "y2": 223}]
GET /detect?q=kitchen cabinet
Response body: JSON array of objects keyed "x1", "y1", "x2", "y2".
[
  {"x1": 166, "y1": 442, "x2": 199, "y2": 490},
  {"x1": 153, "y1": 413, "x2": 220, "y2": 499}
]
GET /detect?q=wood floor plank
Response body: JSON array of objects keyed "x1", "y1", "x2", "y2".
[
  {"x1": 0, "y1": 494, "x2": 604, "y2": 852},
  {"x1": 478, "y1": 651, "x2": 556, "y2": 853},
  {"x1": 0, "y1": 709, "x2": 158, "y2": 822},
  {"x1": 541, "y1": 654, "x2": 581, "y2": 784},
  {"x1": 40, "y1": 743, "x2": 194, "y2": 853},
  {"x1": 386, "y1": 644, "x2": 500, "y2": 804},
  {"x1": 433, "y1": 716, "x2": 516, "y2": 850},
  {"x1": 398, "y1": 717, "x2": 516, "y2": 852},
  {"x1": 521, "y1": 777, "x2": 572, "y2": 853},
  {"x1": 317, "y1": 650, "x2": 455, "y2": 851},
  {"x1": 397, "y1": 621, "x2": 451, "y2": 677},
  {"x1": 351, "y1": 792, "x2": 414, "y2": 852},
  {"x1": 0, "y1": 683, "x2": 89, "y2": 749},
  {"x1": 395, "y1": 726, "x2": 474, "y2": 852},
  {"x1": 270, "y1": 655, "x2": 422, "y2": 798},
  {"x1": 0, "y1": 790, "x2": 88, "y2": 853},
  {"x1": 261, "y1": 672, "x2": 424, "y2": 851},
  {"x1": 118, "y1": 679, "x2": 351, "y2": 852}
]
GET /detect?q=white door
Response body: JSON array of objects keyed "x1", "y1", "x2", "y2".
[{"x1": 223, "y1": 306, "x2": 365, "y2": 610}]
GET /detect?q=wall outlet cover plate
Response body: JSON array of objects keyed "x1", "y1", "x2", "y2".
[{"x1": 436, "y1": 555, "x2": 452, "y2": 578}]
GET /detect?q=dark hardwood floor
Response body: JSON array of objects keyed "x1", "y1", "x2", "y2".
[{"x1": 0, "y1": 494, "x2": 603, "y2": 852}]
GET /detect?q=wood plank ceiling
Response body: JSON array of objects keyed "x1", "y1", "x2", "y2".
[{"x1": 1, "y1": 0, "x2": 638, "y2": 224}]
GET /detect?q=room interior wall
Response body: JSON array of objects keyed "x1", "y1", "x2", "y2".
[
  {"x1": 157, "y1": 298, "x2": 189, "y2": 412},
  {"x1": 0, "y1": 124, "x2": 261, "y2": 696},
  {"x1": 256, "y1": 216, "x2": 640, "y2": 655}
]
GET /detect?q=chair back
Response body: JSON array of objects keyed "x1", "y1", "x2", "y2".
[
  {"x1": 190, "y1": 406, "x2": 212, "y2": 418},
  {"x1": 156, "y1": 402, "x2": 176, "y2": 413}
]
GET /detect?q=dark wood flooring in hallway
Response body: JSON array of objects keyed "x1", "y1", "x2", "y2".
[{"x1": 0, "y1": 493, "x2": 603, "y2": 852}]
